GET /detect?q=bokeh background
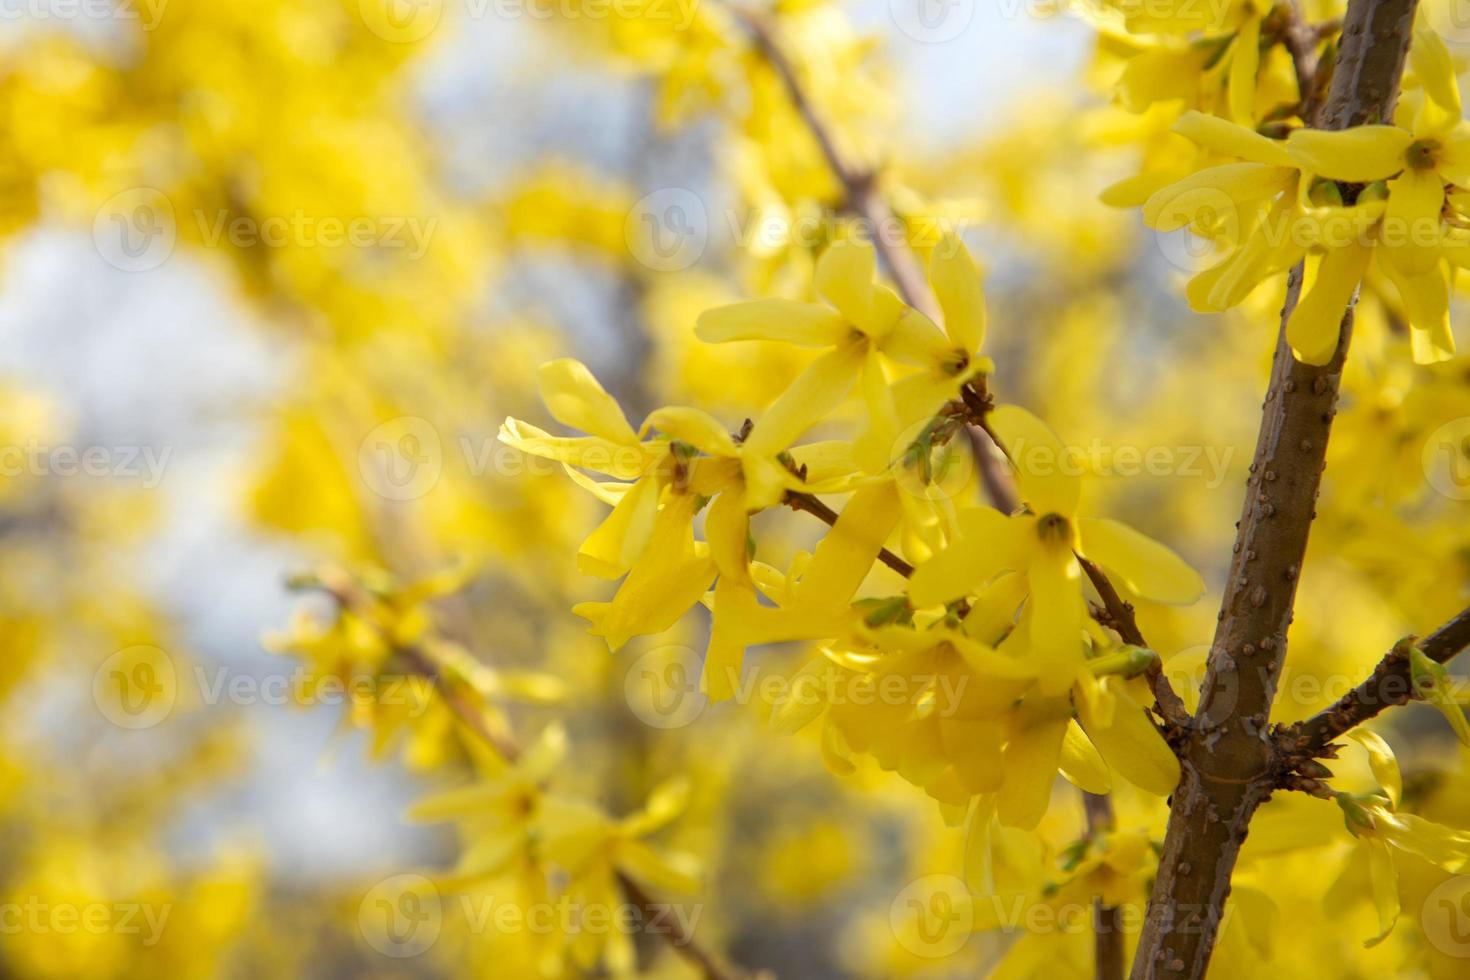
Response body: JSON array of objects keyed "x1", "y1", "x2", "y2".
[{"x1": 3, "y1": 0, "x2": 1470, "y2": 977}]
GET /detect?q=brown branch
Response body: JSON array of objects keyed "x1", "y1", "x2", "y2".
[
  {"x1": 298, "y1": 569, "x2": 756, "y2": 980},
  {"x1": 1084, "y1": 791, "x2": 1125, "y2": 980},
  {"x1": 731, "y1": 7, "x2": 940, "y2": 324},
  {"x1": 1285, "y1": 606, "x2": 1470, "y2": 756},
  {"x1": 1080, "y1": 557, "x2": 1190, "y2": 730},
  {"x1": 783, "y1": 490, "x2": 916, "y2": 577},
  {"x1": 1130, "y1": 3, "x2": 1420, "y2": 977}
]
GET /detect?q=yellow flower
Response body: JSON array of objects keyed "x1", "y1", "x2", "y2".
[{"x1": 909, "y1": 405, "x2": 1205, "y2": 694}]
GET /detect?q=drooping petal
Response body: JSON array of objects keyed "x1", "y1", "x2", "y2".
[
  {"x1": 694, "y1": 298, "x2": 851, "y2": 347},
  {"x1": 794, "y1": 483, "x2": 904, "y2": 608},
  {"x1": 1286, "y1": 241, "x2": 1371, "y2": 365},
  {"x1": 1172, "y1": 110, "x2": 1295, "y2": 167},
  {"x1": 989, "y1": 405, "x2": 1082, "y2": 517},
  {"x1": 578, "y1": 474, "x2": 660, "y2": 578},
  {"x1": 1058, "y1": 720, "x2": 1112, "y2": 795},
  {"x1": 1027, "y1": 546, "x2": 1085, "y2": 696},
  {"x1": 538, "y1": 358, "x2": 638, "y2": 445},
  {"x1": 1380, "y1": 259, "x2": 1456, "y2": 363},
  {"x1": 1143, "y1": 164, "x2": 1292, "y2": 232},
  {"x1": 879, "y1": 307, "x2": 952, "y2": 366},
  {"x1": 908, "y1": 507, "x2": 1024, "y2": 607},
  {"x1": 996, "y1": 709, "x2": 1068, "y2": 830},
  {"x1": 929, "y1": 231, "x2": 987, "y2": 352},
  {"x1": 1075, "y1": 679, "x2": 1181, "y2": 797},
  {"x1": 1078, "y1": 517, "x2": 1205, "y2": 605},
  {"x1": 1286, "y1": 126, "x2": 1412, "y2": 182},
  {"x1": 1363, "y1": 838, "x2": 1400, "y2": 947},
  {"x1": 1380, "y1": 168, "x2": 1445, "y2": 278}
]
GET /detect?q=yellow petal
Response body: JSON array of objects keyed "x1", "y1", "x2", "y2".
[
  {"x1": 1058, "y1": 720, "x2": 1112, "y2": 795},
  {"x1": 695, "y1": 299, "x2": 850, "y2": 347},
  {"x1": 929, "y1": 231, "x2": 987, "y2": 352},
  {"x1": 743, "y1": 342, "x2": 864, "y2": 457},
  {"x1": 1028, "y1": 547, "x2": 1085, "y2": 696},
  {"x1": 498, "y1": 418, "x2": 659, "y2": 480},
  {"x1": 1143, "y1": 164, "x2": 1291, "y2": 232},
  {"x1": 579, "y1": 475, "x2": 660, "y2": 579},
  {"x1": 1078, "y1": 517, "x2": 1205, "y2": 605},
  {"x1": 1286, "y1": 242, "x2": 1370, "y2": 365},
  {"x1": 642, "y1": 405, "x2": 737, "y2": 457},
  {"x1": 795, "y1": 483, "x2": 903, "y2": 608},
  {"x1": 1411, "y1": 27, "x2": 1461, "y2": 134},
  {"x1": 1382, "y1": 168, "x2": 1446, "y2": 278},
  {"x1": 1286, "y1": 126, "x2": 1412, "y2": 182},
  {"x1": 1228, "y1": 16, "x2": 1261, "y2": 126},
  {"x1": 1172, "y1": 110, "x2": 1293, "y2": 167},
  {"x1": 1363, "y1": 838, "x2": 1400, "y2": 947},
  {"x1": 1380, "y1": 259, "x2": 1456, "y2": 363},
  {"x1": 1075, "y1": 679, "x2": 1181, "y2": 797},
  {"x1": 538, "y1": 358, "x2": 638, "y2": 445},
  {"x1": 1346, "y1": 729, "x2": 1402, "y2": 809},
  {"x1": 989, "y1": 405, "x2": 1081, "y2": 516},
  {"x1": 878, "y1": 307, "x2": 952, "y2": 366},
  {"x1": 909, "y1": 507, "x2": 1024, "y2": 607},
  {"x1": 815, "y1": 239, "x2": 878, "y2": 331},
  {"x1": 1437, "y1": 127, "x2": 1470, "y2": 185},
  {"x1": 997, "y1": 711, "x2": 1068, "y2": 829}
]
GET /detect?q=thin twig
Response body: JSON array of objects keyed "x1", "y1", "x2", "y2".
[
  {"x1": 783, "y1": 490, "x2": 915, "y2": 577},
  {"x1": 1083, "y1": 791, "x2": 1125, "y2": 980},
  {"x1": 1285, "y1": 606, "x2": 1470, "y2": 757},
  {"x1": 1079, "y1": 557, "x2": 1190, "y2": 730},
  {"x1": 298, "y1": 570, "x2": 757, "y2": 980}
]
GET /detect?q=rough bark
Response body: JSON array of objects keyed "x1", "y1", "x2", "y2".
[{"x1": 1129, "y1": 2, "x2": 1421, "y2": 977}]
